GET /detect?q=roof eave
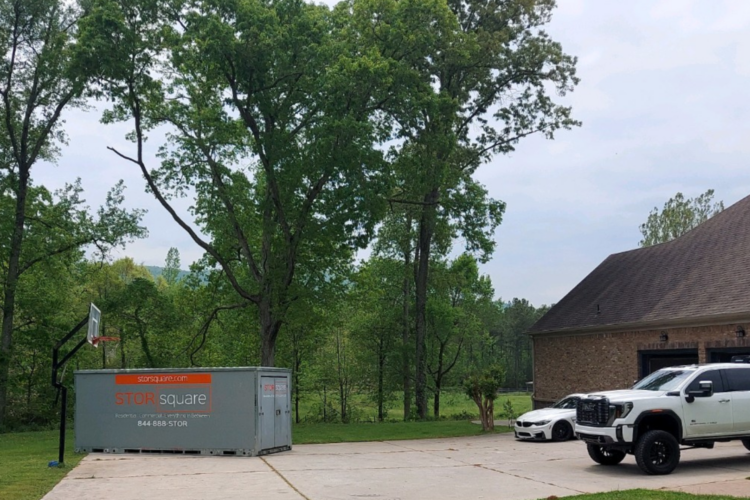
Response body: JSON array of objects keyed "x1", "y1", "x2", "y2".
[{"x1": 527, "y1": 311, "x2": 750, "y2": 337}]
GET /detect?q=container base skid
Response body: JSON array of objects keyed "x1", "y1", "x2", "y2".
[{"x1": 75, "y1": 446, "x2": 291, "y2": 457}]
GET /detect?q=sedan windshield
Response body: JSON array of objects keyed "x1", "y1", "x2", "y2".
[
  {"x1": 632, "y1": 369, "x2": 695, "y2": 391},
  {"x1": 552, "y1": 396, "x2": 579, "y2": 409}
]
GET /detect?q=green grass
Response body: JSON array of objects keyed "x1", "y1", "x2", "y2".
[
  {"x1": 0, "y1": 430, "x2": 85, "y2": 500},
  {"x1": 293, "y1": 419, "x2": 512, "y2": 444},
  {"x1": 294, "y1": 390, "x2": 532, "y2": 423},
  {"x1": 550, "y1": 490, "x2": 745, "y2": 500}
]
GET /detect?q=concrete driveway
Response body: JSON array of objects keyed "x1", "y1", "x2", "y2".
[{"x1": 43, "y1": 434, "x2": 750, "y2": 500}]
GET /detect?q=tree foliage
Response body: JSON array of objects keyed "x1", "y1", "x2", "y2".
[
  {"x1": 0, "y1": 0, "x2": 575, "y2": 431},
  {"x1": 372, "y1": 0, "x2": 579, "y2": 419},
  {"x1": 0, "y1": 0, "x2": 146, "y2": 427},
  {"x1": 639, "y1": 189, "x2": 724, "y2": 247}
]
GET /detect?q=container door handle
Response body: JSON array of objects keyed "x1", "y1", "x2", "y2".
[{"x1": 276, "y1": 409, "x2": 281, "y2": 416}]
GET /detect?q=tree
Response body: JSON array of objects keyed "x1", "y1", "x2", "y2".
[
  {"x1": 0, "y1": 0, "x2": 146, "y2": 427},
  {"x1": 463, "y1": 365, "x2": 504, "y2": 431},
  {"x1": 81, "y1": 0, "x2": 400, "y2": 366},
  {"x1": 427, "y1": 254, "x2": 493, "y2": 418},
  {"x1": 350, "y1": 257, "x2": 403, "y2": 421},
  {"x1": 162, "y1": 247, "x2": 181, "y2": 287},
  {"x1": 371, "y1": 0, "x2": 579, "y2": 419},
  {"x1": 492, "y1": 298, "x2": 548, "y2": 389},
  {"x1": 0, "y1": 0, "x2": 86, "y2": 428},
  {"x1": 639, "y1": 189, "x2": 724, "y2": 247}
]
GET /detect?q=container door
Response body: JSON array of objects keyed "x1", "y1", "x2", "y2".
[
  {"x1": 260, "y1": 377, "x2": 276, "y2": 450},
  {"x1": 274, "y1": 377, "x2": 290, "y2": 447}
]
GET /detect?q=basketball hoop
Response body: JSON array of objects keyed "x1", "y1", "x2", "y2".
[{"x1": 91, "y1": 336, "x2": 120, "y2": 347}]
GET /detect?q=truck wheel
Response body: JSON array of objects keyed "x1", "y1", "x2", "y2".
[
  {"x1": 634, "y1": 430, "x2": 680, "y2": 475},
  {"x1": 587, "y1": 444, "x2": 626, "y2": 465},
  {"x1": 551, "y1": 421, "x2": 572, "y2": 442},
  {"x1": 742, "y1": 439, "x2": 750, "y2": 451}
]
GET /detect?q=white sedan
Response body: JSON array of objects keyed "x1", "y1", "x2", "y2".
[{"x1": 514, "y1": 394, "x2": 583, "y2": 442}]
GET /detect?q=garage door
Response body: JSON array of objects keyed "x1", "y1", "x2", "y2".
[
  {"x1": 639, "y1": 349, "x2": 699, "y2": 378},
  {"x1": 708, "y1": 348, "x2": 750, "y2": 363}
]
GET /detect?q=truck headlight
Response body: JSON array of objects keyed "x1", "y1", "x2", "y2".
[{"x1": 613, "y1": 402, "x2": 633, "y2": 420}]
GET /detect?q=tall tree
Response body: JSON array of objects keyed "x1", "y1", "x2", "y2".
[
  {"x1": 639, "y1": 189, "x2": 724, "y2": 247},
  {"x1": 162, "y1": 247, "x2": 181, "y2": 287},
  {"x1": 0, "y1": 0, "x2": 145, "y2": 425},
  {"x1": 82, "y1": 0, "x2": 398, "y2": 366},
  {"x1": 427, "y1": 254, "x2": 493, "y2": 418},
  {"x1": 376, "y1": 0, "x2": 579, "y2": 418}
]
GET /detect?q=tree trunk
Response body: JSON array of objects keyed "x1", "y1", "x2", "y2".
[
  {"x1": 378, "y1": 336, "x2": 385, "y2": 422},
  {"x1": 433, "y1": 351, "x2": 444, "y2": 419},
  {"x1": 135, "y1": 310, "x2": 155, "y2": 368},
  {"x1": 259, "y1": 299, "x2": 281, "y2": 366},
  {"x1": 294, "y1": 344, "x2": 301, "y2": 424},
  {"x1": 0, "y1": 165, "x2": 30, "y2": 427},
  {"x1": 433, "y1": 388, "x2": 441, "y2": 419},
  {"x1": 485, "y1": 399, "x2": 495, "y2": 431},
  {"x1": 120, "y1": 331, "x2": 127, "y2": 368},
  {"x1": 414, "y1": 188, "x2": 439, "y2": 420},
  {"x1": 402, "y1": 213, "x2": 412, "y2": 420}
]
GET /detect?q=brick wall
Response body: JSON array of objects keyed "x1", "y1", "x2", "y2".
[{"x1": 532, "y1": 324, "x2": 750, "y2": 408}]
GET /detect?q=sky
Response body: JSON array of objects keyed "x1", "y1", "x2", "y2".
[{"x1": 36, "y1": 0, "x2": 750, "y2": 307}]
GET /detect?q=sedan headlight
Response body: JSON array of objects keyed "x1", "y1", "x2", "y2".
[{"x1": 531, "y1": 420, "x2": 551, "y2": 426}]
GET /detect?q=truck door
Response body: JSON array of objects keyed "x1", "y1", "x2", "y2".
[
  {"x1": 724, "y1": 367, "x2": 750, "y2": 433},
  {"x1": 681, "y1": 369, "x2": 733, "y2": 438}
]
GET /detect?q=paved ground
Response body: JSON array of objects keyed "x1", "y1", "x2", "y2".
[{"x1": 43, "y1": 434, "x2": 750, "y2": 500}]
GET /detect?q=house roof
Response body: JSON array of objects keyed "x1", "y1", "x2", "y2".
[{"x1": 529, "y1": 194, "x2": 750, "y2": 335}]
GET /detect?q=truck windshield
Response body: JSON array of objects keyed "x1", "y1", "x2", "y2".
[{"x1": 632, "y1": 369, "x2": 694, "y2": 391}]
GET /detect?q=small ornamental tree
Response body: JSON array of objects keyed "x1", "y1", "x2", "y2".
[{"x1": 463, "y1": 365, "x2": 504, "y2": 431}]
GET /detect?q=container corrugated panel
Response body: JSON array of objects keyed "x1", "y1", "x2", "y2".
[{"x1": 74, "y1": 367, "x2": 291, "y2": 456}]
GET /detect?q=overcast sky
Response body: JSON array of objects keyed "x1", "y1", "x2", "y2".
[{"x1": 35, "y1": 0, "x2": 750, "y2": 306}]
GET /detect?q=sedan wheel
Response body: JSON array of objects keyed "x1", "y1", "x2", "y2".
[{"x1": 551, "y1": 421, "x2": 572, "y2": 441}]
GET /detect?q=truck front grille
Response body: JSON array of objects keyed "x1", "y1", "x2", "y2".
[{"x1": 576, "y1": 397, "x2": 610, "y2": 426}]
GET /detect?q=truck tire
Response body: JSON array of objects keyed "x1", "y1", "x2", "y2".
[
  {"x1": 742, "y1": 439, "x2": 750, "y2": 451},
  {"x1": 635, "y1": 430, "x2": 680, "y2": 475},
  {"x1": 587, "y1": 444, "x2": 626, "y2": 465},
  {"x1": 552, "y1": 421, "x2": 573, "y2": 441}
]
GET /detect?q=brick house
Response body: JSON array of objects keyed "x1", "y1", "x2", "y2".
[{"x1": 527, "y1": 194, "x2": 750, "y2": 409}]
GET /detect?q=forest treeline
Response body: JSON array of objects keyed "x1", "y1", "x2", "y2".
[
  {"x1": 5, "y1": 252, "x2": 548, "y2": 428},
  {"x1": 0, "y1": 0, "x2": 577, "y2": 429}
]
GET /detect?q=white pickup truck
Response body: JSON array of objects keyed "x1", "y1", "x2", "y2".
[{"x1": 574, "y1": 358, "x2": 750, "y2": 475}]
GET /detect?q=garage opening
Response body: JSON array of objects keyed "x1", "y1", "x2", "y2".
[
  {"x1": 707, "y1": 348, "x2": 750, "y2": 363},
  {"x1": 639, "y1": 349, "x2": 699, "y2": 378}
]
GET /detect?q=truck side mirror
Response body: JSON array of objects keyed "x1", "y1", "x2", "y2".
[{"x1": 685, "y1": 380, "x2": 713, "y2": 403}]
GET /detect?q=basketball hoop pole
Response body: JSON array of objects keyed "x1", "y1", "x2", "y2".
[{"x1": 50, "y1": 313, "x2": 90, "y2": 465}]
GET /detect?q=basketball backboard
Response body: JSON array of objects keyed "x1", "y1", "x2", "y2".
[{"x1": 87, "y1": 303, "x2": 101, "y2": 347}]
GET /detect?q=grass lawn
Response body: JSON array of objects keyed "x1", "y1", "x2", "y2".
[
  {"x1": 293, "y1": 419, "x2": 512, "y2": 444},
  {"x1": 294, "y1": 390, "x2": 532, "y2": 423},
  {"x1": 0, "y1": 430, "x2": 85, "y2": 500},
  {"x1": 554, "y1": 490, "x2": 745, "y2": 500}
]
